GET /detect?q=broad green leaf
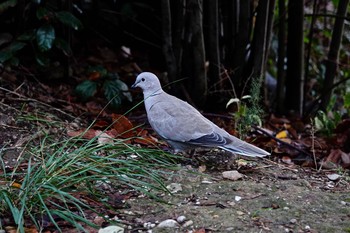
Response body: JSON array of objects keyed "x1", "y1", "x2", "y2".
[
  {"x1": 56, "y1": 11, "x2": 83, "y2": 30},
  {"x1": 9, "y1": 56, "x2": 19, "y2": 66},
  {"x1": 36, "y1": 25, "x2": 55, "y2": 51},
  {"x1": 17, "y1": 31, "x2": 35, "y2": 41},
  {"x1": 35, "y1": 52, "x2": 50, "y2": 66},
  {"x1": 75, "y1": 80, "x2": 97, "y2": 101},
  {"x1": 54, "y1": 37, "x2": 72, "y2": 56},
  {"x1": 115, "y1": 79, "x2": 132, "y2": 102},
  {"x1": 345, "y1": 93, "x2": 350, "y2": 108},
  {"x1": 0, "y1": 0, "x2": 17, "y2": 14},
  {"x1": 36, "y1": 7, "x2": 49, "y2": 20},
  {"x1": 9, "y1": 41, "x2": 26, "y2": 52},
  {"x1": 103, "y1": 79, "x2": 122, "y2": 109},
  {"x1": 0, "y1": 50, "x2": 13, "y2": 62}
]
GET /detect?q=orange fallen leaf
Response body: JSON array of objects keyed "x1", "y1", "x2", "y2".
[
  {"x1": 89, "y1": 71, "x2": 101, "y2": 80},
  {"x1": 111, "y1": 114, "x2": 134, "y2": 138}
]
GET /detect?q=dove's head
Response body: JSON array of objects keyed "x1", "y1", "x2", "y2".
[{"x1": 132, "y1": 72, "x2": 163, "y2": 96}]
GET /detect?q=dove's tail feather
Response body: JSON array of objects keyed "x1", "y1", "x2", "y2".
[{"x1": 219, "y1": 142, "x2": 270, "y2": 158}]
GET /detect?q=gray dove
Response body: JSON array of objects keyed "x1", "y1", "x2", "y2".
[{"x1": 131, "y1": 72, "x2": 270, "y2": 157}]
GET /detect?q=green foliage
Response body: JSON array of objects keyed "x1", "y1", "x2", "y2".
[
  {"x1": 0, "y1": 1, "x2": 82, "y2": 67},
  {"x1": 314, "y1": 110, "x2": 341, "y2": 136},
  {"x1": 227, "y1": 77, "x2": 263, "y2": 137},
  {"x1": 75, "y1": 66, "x2": 132, "y2": 109},
  {"x1": 0, "y1": 127, "x2": 179, "y2": 232}
]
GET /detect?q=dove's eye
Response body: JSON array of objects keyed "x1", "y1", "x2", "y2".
[{"x1": 141, "y1": 78, "x2": 145, "y2": 82}]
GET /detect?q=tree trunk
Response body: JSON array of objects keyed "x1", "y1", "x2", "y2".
[
  {"x1": 276, "y1": 0, "x2": 286, "y2": 114},
  {"x1": 161, "y1": 0, "x2": 177, "y2": 87},
  {"x1": 245, "y1": 0, "x2": 275, "y2": 92},
  {"x1": 231, "y1": 0, "x2": 251, "y2": 87},
  {"x1": 319, "y1": 0, "x2": 349, "y2": 111},
  {"x1": 187, "y1": 0, "x2": 207, "y2": 106},
  {"x1": 206, "y1": 0, "x2": 220, "y2": 89},
  {"x1": 285, "y1": 0, "x2": 304, "y2": 116}
]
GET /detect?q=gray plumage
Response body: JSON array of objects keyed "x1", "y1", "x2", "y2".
[{"x1": 131, "y1": 72, "x2": 270, "y2": 157}]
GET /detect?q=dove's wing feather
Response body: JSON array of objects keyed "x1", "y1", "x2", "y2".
[{"x1": 146, "y1": 93, "x2": 214, "y2": 142}]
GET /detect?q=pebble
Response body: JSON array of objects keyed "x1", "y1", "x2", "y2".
[
  {"x1": 176, "y1": 215, "x2": 186, "y2": 223},
  {"x1": 98, "y1": 225, "x2": 124, "y2": 233},
  {"x1": 222, "y1": 170, "x2": 243, "y2": 181},
  {"x1": 235, "y1": 196, "x2": 242, "y2": 202},
  {"x1": 327, "y1": 173, "x2": 341, "y2": 181},
  {"x1": 290, "y1": 218, "x2": 297, "y2": 224},
  {"x1": 143, "y1": 222, "x2": 156, "y2": 229},
  {"x1": 166, "y1": 183, "x2": 183, "y2": 193},
  {"x1": 157, "y1": 219, "x2": 180, "y2": 228},
  {"x1": 182, "y1": 220, "x2": 194, "y2": 227}
]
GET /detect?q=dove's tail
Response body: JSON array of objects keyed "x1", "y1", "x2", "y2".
[{"x1": 219, "y1": 141, "x2": 270, "y2": 158}]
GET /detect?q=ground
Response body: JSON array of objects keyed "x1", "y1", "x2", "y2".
[{"x1": 0, "y1": 80, "x2": 349, "y2": 233}]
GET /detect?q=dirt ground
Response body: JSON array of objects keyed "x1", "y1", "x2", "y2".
[
  {"x1": 0, "y1": 88, "x2": 349, "y2": 233},
  {"x1": 122, "y1": 161, "x2": 350, "y2": 233}
]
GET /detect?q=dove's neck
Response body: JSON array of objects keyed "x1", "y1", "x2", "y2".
[{"x1": 143, "y1": 88, "x2": 164, "y2": 99}]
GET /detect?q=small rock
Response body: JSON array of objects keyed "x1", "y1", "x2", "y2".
[
  {"x1": 235, "y1": 196, "x2": 242, "y2": 202},
  {"x1": 290, "y1": 219, "x2": 297, "y2": 224},
  {"x1": 327, "y1": 173, "x2": 341, "y2": 181},
  {"x1": 166, "y1": 183, "x2": 182, "y2": 193},
  {"x1": 157, "y1": 219, "x2": 180, "y2": 228},
  {"x1": 222, "y1": 170, "x2": 243, "y2": 181},
  {"x1": 340, "y1": 201, "x2": 347, "y2": 205},
  {"x1": 143, "y1": 222, "x2": 155, "y2": 229},
  {"x1": 182, "y1": 220, "x2": 193, "y2": 227},
  {"x1": 305, "y1": 225, "x2": 311, "y2": 230},
  {"x1": 236, "y1": 211, "x2": 245, "y2": 216},
  {"x1": 98, "y1": 225, "x2": 124, "y2": 233},
  {"x1": 176, "y1": 215, "x2": 186, "y2": 223},
  {"x1": 201, "y1": 179, "x2": 213, "y2": 184}
]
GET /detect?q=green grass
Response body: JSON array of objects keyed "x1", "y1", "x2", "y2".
[{"x1": 0, "y1": 128, "x2": 180, "y2": 232}]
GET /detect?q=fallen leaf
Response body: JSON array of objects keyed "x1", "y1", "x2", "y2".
[
  {"x1": 111, "y1": 114, "x2": 134, "y2": 138},
  {"x1": 276, "y1": 130, "x2": 288, "y2": 139}
]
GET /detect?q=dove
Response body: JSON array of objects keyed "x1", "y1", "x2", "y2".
[{"x1": 131, "y1": 72, "x2": 270, "y2": 157}]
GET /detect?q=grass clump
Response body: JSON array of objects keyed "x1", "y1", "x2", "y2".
[{"x1": 0, "y1": 130, "x2": 179, "y2": 232}]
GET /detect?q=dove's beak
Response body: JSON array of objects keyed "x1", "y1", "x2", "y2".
[{"x1": 131, "y1": 80, "x2": 139, "y2": 89}]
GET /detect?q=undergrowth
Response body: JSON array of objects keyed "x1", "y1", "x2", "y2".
[{"x1": 0, "y1": 122, "x2": 179, "y2": 232}]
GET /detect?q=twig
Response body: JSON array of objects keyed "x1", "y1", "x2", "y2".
[
  {"x1": 252, "y1": 125, "x2": 313, "y2": 157},
  {"x1": 0, "y1": 86, "x2": 76, "y2": 120}
]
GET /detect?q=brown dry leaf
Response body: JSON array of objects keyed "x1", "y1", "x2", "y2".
[
  {"x1": 287, "y1": 127, "x2": 298, "y2": 139},
  {"x1": 111, "y1": 113, "x2": 134, "y2": 138},
  {"x1": 281, "y1": 156, "x2": 293, "y2": 165},
  {"x1": 93, "y1": 120, "x2": 110, "y2": 129},
  {"x1": 85, "y1": 101, "x2": 104, "y2": 115},
  {"x1": 192, "y1": 228, "x2": 206, "y2": 233},
  {"x1": 270, "y1": 114, "x2": 290, "y2": 124},
  {"x1": 325, "y1": 149, "x2": 343, "y2": 164},
  {"x1": 133, "y1": 135, "x2": 159, "y2": 146},
  {"x1": 67, "y1": 129, "x2": 97, "y2": 139},
  {"x1": 89, "y1": 71, "x2": 101, "y2": 80},
  {"x1": 5, "y1": 226, "x2": 38, "y2": 233}
]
